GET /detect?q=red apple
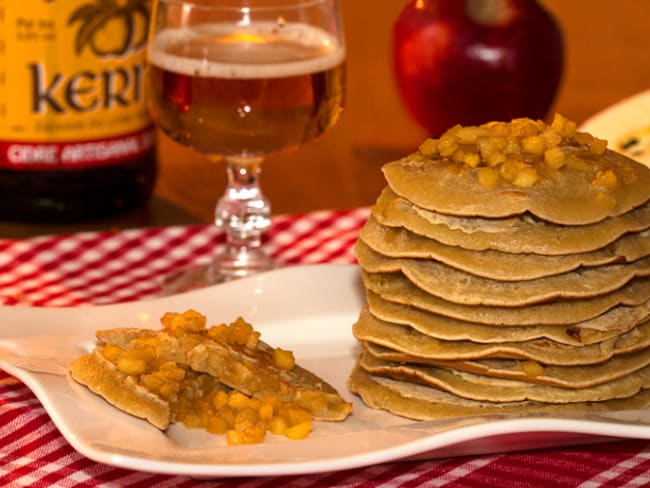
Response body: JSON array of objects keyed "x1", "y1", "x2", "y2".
[{"x1": 393, "y1": 0, "x2": 564, "y2": 136}]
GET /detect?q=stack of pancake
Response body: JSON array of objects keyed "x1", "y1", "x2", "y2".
[{"x1": 348, "y1": 114, "x2": 650, "y2": 419}]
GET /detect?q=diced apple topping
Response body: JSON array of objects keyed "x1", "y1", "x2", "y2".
[
  {"x1": 521, "y1": 360, "x2": 545, "y2": 378},
  {"x1": 416, "y1": 114, "x2": 611, "y2": 189},
  {"x1": 161, "y1": 309, "x2": 207, "y2": 332},
  {"x1": 177, "y1": 386, "x2": 313, "y2": 445}
]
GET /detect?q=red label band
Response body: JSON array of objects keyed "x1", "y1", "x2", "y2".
[{"x1": 0, "y1": 127, "x2": 155, "y2": 170}]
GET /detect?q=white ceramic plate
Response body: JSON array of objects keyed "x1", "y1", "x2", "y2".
[
  {"x1": 2, "y1": 263, "x2": 650, "y2": 478},
  {"x1": 580, "y1": 89, "x2": 650, "y2": 167}
]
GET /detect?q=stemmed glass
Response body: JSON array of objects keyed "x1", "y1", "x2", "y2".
[{"x1": 147, "y1": 0, "x2": 346, "y2": 291}]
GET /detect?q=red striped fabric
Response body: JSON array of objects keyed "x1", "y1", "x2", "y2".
[{"x1": 1, "y1": 208, "x2": 649, "y2": 488}]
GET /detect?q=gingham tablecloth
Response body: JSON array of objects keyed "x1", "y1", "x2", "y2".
[{"x1": 1, "y1": 208, "x2": 650, "y2": 488}]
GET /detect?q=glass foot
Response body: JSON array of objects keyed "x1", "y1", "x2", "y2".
[{"x1": 161, "y1": 247, "x2": 275, "y2": 294}]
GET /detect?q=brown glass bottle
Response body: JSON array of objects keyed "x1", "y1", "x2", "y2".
[{"x1": 0, "y1": 0, "x2": 157, "y2": 222}]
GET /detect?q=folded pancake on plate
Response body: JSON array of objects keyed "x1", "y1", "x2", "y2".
[
  {"x1": 69, "y1": 346, "x2": 177, "y2": 430},
  {"x1": 95, "y1": 322, "x2": 352, "y2": 422},
  {"x1": 70, "y1": 310, "x2": 352, "y2": 443},
  {"x1": 348, "y1": 114, "x2": 650, "y2": 419}
]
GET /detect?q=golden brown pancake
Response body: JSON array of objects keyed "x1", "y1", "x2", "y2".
[
  {"x1": 359, "y1": 217, "x2": 650, "y2": 281},
  {"x1": 382, "y1": 117, "x2": 650, "y2": 224},
  {"x1": 365, "y1": 291, "x2": 650, "y2": 346},
  {"x1": 69, "y1": 348, "x2": 172, "y2": 430},
  {"x1": 356, "y1": 240, "x2": 650, "y2": 306},
  {"x1": 373, "y1": 187, "x2": 650, "y2": 255},
  {"x1": 364, "y1": 349, "x2": 650, "y2": 390},
  {"x1": 348, "y1": 363, "x2": 650, "y2": 421},
  {"x1": 361, "y1": 270, "x2": 650, "y2": 326},
  {"x1": 358, "y1": 351, "x2": 650, "y2": 403},
  {"x1": 353, "y1": 309, "x2": 650, "y2": 366},
  {"x1": 97, "y1": 326, "x2": 352, "y2": 421}
]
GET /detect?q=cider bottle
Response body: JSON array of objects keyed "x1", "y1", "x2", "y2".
[{"x1": 0, "y1": 0, "x2": 157, "y2": 222}]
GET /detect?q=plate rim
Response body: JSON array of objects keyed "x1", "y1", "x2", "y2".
[{"x1": 580, "y1": 88, "x2": 650, "y2": 133}]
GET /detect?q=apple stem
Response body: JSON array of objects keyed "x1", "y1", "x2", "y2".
[{"x1": 466, "y1": 0, "x2": 515, "y2": 25}]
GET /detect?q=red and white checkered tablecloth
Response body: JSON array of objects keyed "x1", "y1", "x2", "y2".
[{"x1": 1, "y1": 208, "x2": 650, "y2": 487}]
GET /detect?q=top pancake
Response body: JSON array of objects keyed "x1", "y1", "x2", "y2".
[{"x1": 382, "y1": 115, "x2": 650, "y2": 225}]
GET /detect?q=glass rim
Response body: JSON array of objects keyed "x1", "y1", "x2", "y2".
[{"x1": 157, "y1": 0, "x2": 334, "y2": 11}]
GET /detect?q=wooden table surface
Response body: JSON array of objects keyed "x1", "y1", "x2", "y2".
[{"x1": 2, "y1": 0, "x2": 650, "y2": 238}]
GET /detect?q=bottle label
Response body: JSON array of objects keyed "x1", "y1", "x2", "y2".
[{"x1": 0, "y1": 0, "x2": 155, "y2": 170}]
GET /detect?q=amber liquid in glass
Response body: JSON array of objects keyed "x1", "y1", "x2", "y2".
[{"x1": 148, "y1": 22, "x2": 346, "y2": 157}]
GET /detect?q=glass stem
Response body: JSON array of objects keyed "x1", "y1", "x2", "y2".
[{"x1": 212, "y1": 156, "x2": 273, "y2": 279}]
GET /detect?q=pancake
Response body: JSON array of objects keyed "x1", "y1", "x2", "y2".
[
  {"x1": 348, "y1": 364, "x2": 650, "y2": 421},
  {"x1": 382, "y1": 116, "x2": 650, "y2": 224},
  {"x1": 97, "y1": 325, "x2": 352, "y2": 421},
  {"x1": 358, "y1": 351, "x2": 650, "y2": 403},
  {"x1": 356, "y1": 240, "x2": 650, "y2": 306},
  {"x1": 69, "y1": 348, "x2": 172, "y2": 430},
  {"x1": 353, "y1": 309, "x2": 650, "y2": 365},
  {"x1": 361, "y1": 270, "x2": 650, "y2": 325},
  {"x1": 373, "y1": 187, "x2": 650, "y2": 255},
  {"x1": 366, "y1": 349, "x2": 650, "y2": 390},
  {"x1": 359, "y1": 217, "x2": 650, "y2": 281},
  {"x1": 365, "y1": 291, "x2": 650, "y2": 346}
]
